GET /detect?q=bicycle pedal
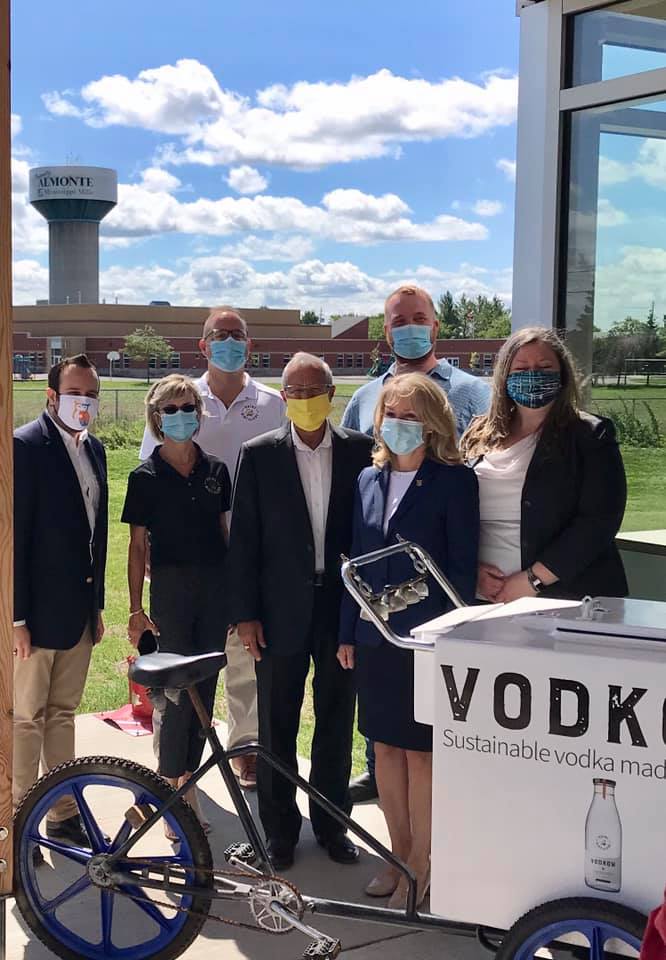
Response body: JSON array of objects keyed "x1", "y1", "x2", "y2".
[
  {"x1": 224, "y1": 841, "x2": 256, "y2": 865},
  {"x1": 302, "y1": 937, "x2": 341, "y2": 959},
  {"x1": 124, "y1": 804, "x2": 154, "y2": 830}
]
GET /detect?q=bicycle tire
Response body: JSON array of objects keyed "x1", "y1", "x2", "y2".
[
  {"x1": 495, "y1": 896, "x2": 646, "y2": 960},
  {"x1": 14, "y1": 755, "x2": 213, "y2": 960}
]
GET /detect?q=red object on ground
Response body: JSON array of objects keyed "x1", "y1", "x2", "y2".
[
  {"x1": 95, "y1": 703, "x2": 153, "y2": 737},
  {"x1": 127, "y1": 655, "x2": 154, "y2": 720},
  {"x1": 641, "y1": 890, "x2": 666, "y2": 960}
]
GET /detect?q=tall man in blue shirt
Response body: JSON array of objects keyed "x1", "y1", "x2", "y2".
[{"x1": 341, "y1": 284, "x2": 491, "y2": 803}]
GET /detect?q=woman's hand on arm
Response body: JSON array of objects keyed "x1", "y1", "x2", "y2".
[
  {"x1": 477, "y1": 563, "x2": 505, "y2": 601},
  {"x1": 337, "y1": 644, "x2": 355, "y2": 670},
  {"x1": 496, "y1": 562, "x2": 558, "y2": 603}
]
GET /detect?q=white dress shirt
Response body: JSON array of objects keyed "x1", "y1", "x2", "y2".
[
  {"x1": 383, "y1": 469, "x2": 418, "y2": 536},
  {"x1": 474, "y1": 433, "x2": 538, "y2": 576},
  {"x1": 49, "y1": 413, "x2": 100, "y2": 535},
  {"x1": 291, "y1": 421, "x2": 333, "y2": 573}
]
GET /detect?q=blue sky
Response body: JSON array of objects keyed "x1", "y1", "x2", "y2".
[{"x1": 11, "y1": 0, "x2": 519, "y2": 315}]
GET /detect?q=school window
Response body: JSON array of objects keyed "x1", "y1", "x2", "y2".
[
  {"x1": 159, "y1": 356, "x2": 169, "y2": 369},
  {"x1": 148, "y1": 356, "x2": 157, "y2": 369},
  {"x1": 483, "y1": 353, "x2": 494, "y2": 368},
  {"x1": 283, "y1": 354, "x2": 291, "y2": 366},
  {"x1": 355, "y1": 353, "x2": 364, "y2": 367},
  {"x1": 122, "y1": 354, "x2": 131, "y2": 369},
  {"x1": 337, "y1": 354, "x2": 344, "y2": 367},
  {"x1": 170, "y1": 353, "x2": 181, "y2": 369},
  {"x1": 446, "y1": 356, "x2": 460, "y2": 368},
  {"x1": 262, "y1": 353, "x2": 270, "y2": 368},
  {"x1": 345, "y1": 354, "x2": 354, "y2": 368},
  {"x1": 250, "y1": 353, "x2": 260, "y2": 367}
]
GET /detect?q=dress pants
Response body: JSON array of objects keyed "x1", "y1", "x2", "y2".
[
  {"x1": 150, "y1": 564, "x2": 225, "y2": 779},
  {"x1": 13, "y1": 624, "x2": 93, "y2": 821},
  {"x1": 224, "y1": 628, "x2": 259, "y2": 748},
  {"x1": 255, "y1": 587, "x2": 355, "y2": 846}
]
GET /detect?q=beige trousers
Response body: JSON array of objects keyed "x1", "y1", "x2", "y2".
[
  {"x1": 13, "y1": 627, "x2": 93, "y2": 822},
  {"x1": 224, "y1": 628, "x2": 258, "y2": 749}
]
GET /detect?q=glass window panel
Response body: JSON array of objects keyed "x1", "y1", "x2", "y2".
[
  {"x1": 569, "y1": 1, "x2": 666, "y2": 87},
  {"x1": 561, "y1": 91, "x2": 666, "y2": 372}
]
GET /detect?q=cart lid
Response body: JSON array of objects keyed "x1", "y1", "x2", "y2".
[{"x1": 411, "y1": 597, "x2": 578, "y2": 642}]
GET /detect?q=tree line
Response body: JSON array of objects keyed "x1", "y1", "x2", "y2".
[
  {"x1": 364, "y1": 292, "x2": 511, "y2": 341},
  {"x1": 593, "y1": 304, "x2": 666, "y2": 383}
]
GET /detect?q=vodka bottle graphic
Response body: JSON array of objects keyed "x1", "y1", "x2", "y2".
[{"x1": 585, "y1": 778, "x2": 622, "y2": 893}]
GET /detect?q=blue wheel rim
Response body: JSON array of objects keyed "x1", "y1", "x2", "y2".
[
  {"x1": 512, "y1": 918, "x2": 642, "y2": 960},
  {"x1": 19, "y1": 772, "x2": 201, "y2": 959}
]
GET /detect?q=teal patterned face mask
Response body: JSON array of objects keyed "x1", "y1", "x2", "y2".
[{"x1": 506, "y1": 370, "x2": 561, "y2": 409}]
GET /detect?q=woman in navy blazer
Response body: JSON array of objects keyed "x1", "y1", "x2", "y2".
[{"x1": 338, "y1": 373, "x2": 479, "y2": 908}]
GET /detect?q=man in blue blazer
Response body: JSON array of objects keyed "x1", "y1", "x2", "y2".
[{"x1": 13, "y1": 355, "x2": 108, "y2": 854}]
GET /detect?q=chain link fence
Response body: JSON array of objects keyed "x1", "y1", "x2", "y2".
[{"x1": 13, "y1": 389, "x2": 352, "y2": 430}]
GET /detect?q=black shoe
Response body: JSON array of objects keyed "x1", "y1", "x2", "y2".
[
  {"x1": 349, "y1": 771, "x2": 378, "y2": 805},
  {"x1": 317, "y1": 833, "x2": 360, "y2": 865},
  {"x1": 266, "y1": 839, "x2": 296, "y2": 872},
  {"x1": 32, "y1": 845, "x2": 45, "y2": 868},
  {"x1": 46, "y1": 815, "x2": 91, "y2": 848}
]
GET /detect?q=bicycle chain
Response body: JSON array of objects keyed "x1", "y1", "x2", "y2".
[{"x1": 107, "y1": 859, "x2": 305, "y2": 936}]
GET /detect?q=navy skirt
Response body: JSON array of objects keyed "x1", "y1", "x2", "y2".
[{"x1": 356, "y1": 640, "x2": 432, "y2": 752}]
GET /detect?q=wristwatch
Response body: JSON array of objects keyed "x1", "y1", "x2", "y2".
[{"x1": 526, "y1": 566, "x2": 544, "y2": 595}]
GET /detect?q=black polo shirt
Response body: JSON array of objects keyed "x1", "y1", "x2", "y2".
[{"x1": 121, "y1": 445, "x2": 231, "y2": 568}]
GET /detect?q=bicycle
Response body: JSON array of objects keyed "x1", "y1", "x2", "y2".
[{"x1": 13, "y1": 544, "x2": 648, "y2": 960}]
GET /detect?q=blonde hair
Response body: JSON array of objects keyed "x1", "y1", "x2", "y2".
[
  {"x1": 373, "y1": 373, "x2": 461, "y2": 468},
  {"x1": 383, "y1": 284, "x2": 436, "y2": 319},
  {"x1": 460, "y1": 326, "x2": 581, "y2": 460},
  {"x1": 145, "y1": 374, "x2": 203, "y2": 441}
]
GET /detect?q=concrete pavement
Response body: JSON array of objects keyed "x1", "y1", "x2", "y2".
[{"x1": 7, "y1": 715, "x2": 485, "y2": 960}]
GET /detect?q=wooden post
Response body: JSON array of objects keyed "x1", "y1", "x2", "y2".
[{"x1": 0, "y1": 0, "x2": 14, "y2": 898}]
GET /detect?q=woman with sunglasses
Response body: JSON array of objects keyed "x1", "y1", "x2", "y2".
[{"x1": 121, "y1": 374, "x2": 231, "y2": 832}]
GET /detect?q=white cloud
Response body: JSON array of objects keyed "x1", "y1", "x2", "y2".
[
  {"x1": 472, "y1": 199, "x2": 504, "y2": 217},
  {"x1": 139, "y1": 166, "x2": 182, "y2": 193},
  {"x1": 597, "y1": 198, "x2": 628, "y2": 228},
  {"x1": 44, "y1": 60, "x2": 518, "y2": 169},
  {"x1": 220, "y1": 234, "x2": 315, "y2": 261},
  {"x1": 101, "y1": 178, "x2": 487, "y2": 245},
  {"x1": 598, "y1": 155, "x2": 632, "y2": 187},
  {"x1": 226, "y1": 165, "x2": 268, "y2": 195},
  {"x1": 13, "y1": 258, "x2": 49, "y2": 304},
  {"x1": 11, "y1": 114, "x2": 22, "y2": 138},
  {"x1": 12, "y1": 157, "x2": 48, "y2": 255},
  {"x1": 595, "y1": 245, "x2": 666, "y2": 329},
  {"x1": 496, "y1": 158, "x2": 516, "y2": 181}
]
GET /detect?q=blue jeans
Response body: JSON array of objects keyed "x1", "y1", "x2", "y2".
[{"x1": 365, "y1": 737, "x2": 375, "y2": 778}]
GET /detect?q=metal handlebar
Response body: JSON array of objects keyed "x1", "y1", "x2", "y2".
[{"x1": 341, "y1": 539, "x2": 466, "y2": 652}]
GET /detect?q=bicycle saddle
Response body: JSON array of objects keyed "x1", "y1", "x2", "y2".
[{"x1": 129, "y1": 651, "x2": 227, "y2": 689}]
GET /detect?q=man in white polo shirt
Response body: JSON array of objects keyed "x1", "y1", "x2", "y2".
[{"x1": 140, "y1": 306, "x2": 285, "y2": 788}]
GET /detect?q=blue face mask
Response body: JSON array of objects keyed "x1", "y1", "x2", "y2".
[
  {"x1": 381, "y1": 418, "x2": 424, "y2": 455},
  {"x1": 210, "y1": 338, "x2": 247, "y2": 372},
  {"x1": 161, "y1": 410, "x2": 199, "y2": 442},
  {"x1": 390, "y1": 324, "x2": 433, "y2": 360},
  {"x1": 506, "y1": 370, "x2": 562, "y2": 409}
]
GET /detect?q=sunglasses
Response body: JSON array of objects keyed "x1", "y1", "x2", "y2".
[{"x1": 160, "y1": 403, "x2": 197, "y2": 415}]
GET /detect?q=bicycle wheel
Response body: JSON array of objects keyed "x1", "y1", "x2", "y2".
[
  {"x1": 495, "y1": 897, "x2": 646, "y2": 960},
  {"x1": 15, "y1": 756, "x2": 213, "y2": 960}
]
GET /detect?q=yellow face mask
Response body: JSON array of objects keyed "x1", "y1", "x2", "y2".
[{"x1": 286, "y1": 393, "x2": 332, "y2": 432}]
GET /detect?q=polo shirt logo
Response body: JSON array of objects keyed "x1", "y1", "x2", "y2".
[
  {"x1": 240, "y1": 402, "x2": 259, "y2": 421},
  {"x1": 204, "y1": 476, "x2": 222, "y2": 495}
]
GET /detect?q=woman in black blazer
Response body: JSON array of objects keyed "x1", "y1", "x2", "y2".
[
  {"x1": 338, "y1": 373, "x2": 479, "y2": 909},
  {"x1": 461, "y1": 326, "x2": 627, "y2": 604}
]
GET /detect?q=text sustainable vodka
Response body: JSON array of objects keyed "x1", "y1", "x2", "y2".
[{"x1": 585, "y1": 778, "x2": 622, "y2": 893}]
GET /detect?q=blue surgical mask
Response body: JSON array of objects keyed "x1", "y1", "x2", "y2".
[
  {"x1": 390, "y1": 324, "x2": 433, "y2": 360},
  {"x1": 381, "y1": 418, "x2": 424, "y2": 455},
  {"x1": 506, "y1": 370, "x2": 562, "y2": 409},
  {"x1": 161, "y1": 410, "x2": 199, "y2": 442},
  {"x1": 210, "y1": 338, "x2": 247, "y2": 372}
]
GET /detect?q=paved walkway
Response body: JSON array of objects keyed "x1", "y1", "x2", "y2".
[{"x1": 7, "y1": 715, "x2": 484, "y2": 960}]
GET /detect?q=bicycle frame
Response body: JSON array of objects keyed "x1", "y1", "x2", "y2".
[{"x1": 103, "y1": 684, "x2": 486, "y2": 938}]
